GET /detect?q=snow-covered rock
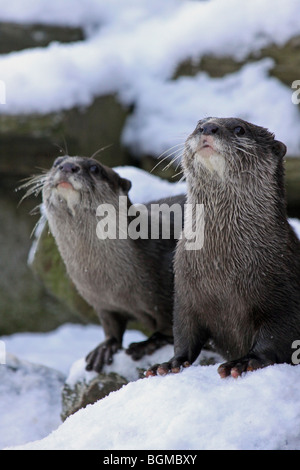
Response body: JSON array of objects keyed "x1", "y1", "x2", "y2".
[
  {"x1": 0, "y1": 354, "x2": 65, "y2": 449},
  {"x1": 8, "y1": 362, "x2": 300, "y2": 450}
]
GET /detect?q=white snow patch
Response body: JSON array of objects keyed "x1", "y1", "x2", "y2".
[{"x1": 8, "y1": 363, "x2": 300, "y2": 450}]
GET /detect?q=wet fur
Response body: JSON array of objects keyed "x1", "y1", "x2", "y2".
[
  {"x1": 147, "y1": 117, "x2": 300, "y2": 378},
  {"x1": 38, "y1": 156, "x2": 185, "y2": 371}
]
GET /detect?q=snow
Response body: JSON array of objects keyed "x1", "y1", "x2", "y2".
[
  {"x1": 0, "y1": 0, "x2": 300, "y2": 156},
  {"x1": 1, "y1": 0, "x2": 300, "y2": 452},
  {"x1": 5, "y1": 350, "x2": 300, "y2": 451},
  {"x1": 116, "y1": 166, "x2": 187, "y2": 204},
  {"x1": 122, "y1": 59, "x2": 300, "y2": 157},
  {"x1": 290, "y1": 218, "x2": 300, "y2": 239},
  {"x1": 0, "y1": 353, "x2": 65, "y2": 449}
]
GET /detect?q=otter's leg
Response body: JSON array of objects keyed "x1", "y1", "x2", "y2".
[
  {"x1": 85, "y1": 311, "x2": 127, "y2": 372},
  {"x1": 146, "y1": 304, "x2": 209, "y2": 376},
  {"x1": 125, "y1": 332, "x2": 173, "y2": 360},
  {"x1": 217, "y1": 316, "x2": 295, "y2": 379}
]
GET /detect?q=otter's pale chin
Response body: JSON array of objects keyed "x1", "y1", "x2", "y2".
[
  {"x1": 56, "y1": 183, "x2": 80, "y2": 216},
  {"x1": 194, "y1": 151, "x2": 226, "y2": 181}
]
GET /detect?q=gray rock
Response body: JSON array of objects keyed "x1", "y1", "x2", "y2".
[
  {"x1": 173, "y1": 34, "x2": 300, "y2": 89},
  {"x1": 60, "y1": 347, "x2": 175, "y2": 421},
  {"x1": 0, "y1": 353, "x2": 65, "y2": 448},
  {"x1": 0, "y1": 180, "x2": 82, "y2": 335},
  {"x1": 0, "y1": 95, "x2": 132, "y2": 178},
  {"x1": 0, "y1": 22, "x2": 84, "y2": 54},
  {"x1": 61, "y1": 369, "x2": 128, "y2": 421},
  {"x1": 60, "y1": 345, "x2": 222, "y2": 421}
]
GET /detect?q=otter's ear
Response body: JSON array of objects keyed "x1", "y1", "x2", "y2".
[
  {"x1": 272, "y1": 140, "x2": 287, "y2": 159},
  {"x1": 120, "y1": 177, "x2": 132, "y2": 194}
]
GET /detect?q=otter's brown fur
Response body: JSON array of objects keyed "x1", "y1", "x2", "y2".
[
  {"x1": 147, "y1": 117, "x2": 300, "y2": 378},
  {"x1": 35, "y1": 156, "x2": 185, "y2": 372}
]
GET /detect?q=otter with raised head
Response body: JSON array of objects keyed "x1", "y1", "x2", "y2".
[
  {"x1": 146, "y1": 117, "x2": 300, "y2": 379},
  {"x1": 31, "y1": 156, "x2": 185, "y2": 372}
]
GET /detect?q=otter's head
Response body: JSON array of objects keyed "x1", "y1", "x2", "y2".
[
  {"x1": 183, "y1": 117, "x2": 287, "y2": 185},
  {"x1": 42, "y1": 155, "x2": 132, "y2": 217}
]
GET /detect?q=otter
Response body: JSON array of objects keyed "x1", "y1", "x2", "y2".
[
  {"x1": 146, "y1": 117, "x2": 300, "y2": 379},
  {"x1": 31, "y1": 156, "x2": 185, "y2": 372}
]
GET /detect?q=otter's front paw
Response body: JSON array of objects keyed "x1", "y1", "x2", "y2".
[
  {"x1": 145, "y1": 357, "x2": 191, "y2": 377},
  {"x1": 85, "y1": 337, "x2": 121, "y2": 372},
  {"x1": 217, "y1": 354, "x2": 273, "y2": 379},
  {"x1": 126, "y1": 332, "x2": 173, "y2": 360}
]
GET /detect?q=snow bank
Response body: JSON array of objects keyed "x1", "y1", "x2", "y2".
[
  {"x1": 122, "y1": 59, "x2": 300, "y2": 157},
  {"x1": 0, "y1": 0, "x2": 299, "y2": 156},
  {"x1": 0, "y1": 0, "x2": 180, "y2": 29},
  {"x1": 9, "y1": 363, "x2": 300, "y2": 450},
  {"x1": 0, "y1": 354, "x2": 64, "y2": 449},
  {"x1": 1, "y1": 324, "x2": 106, "y2": 375},
  {"x1": 115, "y1": 166, "x2": 186, "y2": 204}
]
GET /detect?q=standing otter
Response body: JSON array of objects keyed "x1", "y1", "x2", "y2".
[
  {"x1": 146, "y1": 117, "x2": 300, "y2": 379},
  {"x1": 35, "y1": 156, "x2": 185, "y2": 372}
]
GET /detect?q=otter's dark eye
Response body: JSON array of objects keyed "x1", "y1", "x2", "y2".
[
  {"x1": 234, "y1": 126, "x2": 246, "y2": 136},
  {"x1": 89, "y1": 165, "x2": 100, "y2": 175}
]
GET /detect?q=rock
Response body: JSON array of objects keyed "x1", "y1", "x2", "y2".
[
  {"x1": 0, "y1": 177, "x2": 82, "y2": 335},
  {"x1": 0, "y1": 22, "x2": 84, "y2": 54},
  {"x1": 60, "y1": 346, "x2": 176, "y2": 421},
  {"x1": 0, "y1": 94, "x2": 133, "y2": 178},
  {"x1": 285, "y1": 158, "x2": 300, "y2": 217},
  {"x1": 0, "y1": 353, "x2": 65, "y2": 448},
  {"x1": 60, "y1": 345, "x2": 222, "y2": 421},
  {"x1": 61, "y1": 359, "x2": 128, "y2": 421},
  {"x1": 173, "y1": 35, "x2": 300, "y2": 90}
]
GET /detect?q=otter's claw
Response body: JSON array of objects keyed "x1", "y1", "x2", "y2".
[
  {"x1": 145, "y1": 358, "x2": 191, "y2": 377},
  {"x1": 85, "y1": 337, "x2": 121, "y2": 372},
  {"x1": 217, "y1": 354, "x2": 274, "y2": 379},
  {"x1": 126, "y1": 332, "x2": 173, "y2": 361}
]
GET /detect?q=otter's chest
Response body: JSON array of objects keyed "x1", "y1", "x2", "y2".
[{"x1": 63, "y1": 237, "x2": 151, "y2": 315}]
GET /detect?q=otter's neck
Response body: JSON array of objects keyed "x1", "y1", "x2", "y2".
[
  {"x1": 186, "y1": 173, "x2": 287, "y2": 256},
  {"x1": 46, "y1": 195, "x2": 137, "y2": 281}
]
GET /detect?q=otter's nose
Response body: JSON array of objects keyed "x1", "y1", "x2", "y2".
[
  {"x1": 59, "y1": 162, "x2": 80, "y2": 173},
  {"x1": 199, "y1": 123, "x2": 219, "y2": 135}
]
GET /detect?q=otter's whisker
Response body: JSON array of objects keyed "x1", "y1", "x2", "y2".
[
  {"x1": 171, "y1": 169, "x2": 185, "y2": 179},
  {"x1": 150, "y1": 143, "x2": 185, "y2": 173},
  {"x1": 30, "y1": 203, "x2": 43, "y2": 217},
  {"x1": 17, "y1": 174, "x2": 47, "y2": 189},
  {"x1": 17, "y1": 178, "x2": 47, "y2": 206},
  {"x1": 162, "y1": 151, "x2": 183, "y2": 172},
  {"x1": 90, "y1": 144, "x2": 113, "y2": 160}
]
